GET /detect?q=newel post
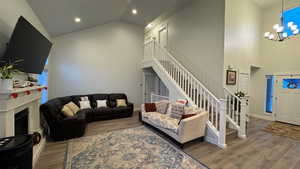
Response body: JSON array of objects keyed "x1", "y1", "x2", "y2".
[
  {"x1": 219, "y1": 99, "x2": 227, "y2": 149},
  {"x1": 238, "y1": 98, "x2": 247, "y2": 139}
]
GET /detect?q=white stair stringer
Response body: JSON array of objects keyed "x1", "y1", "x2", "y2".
[{"x1": 142, "y1": 58, "x2": 224, "y2": 148}]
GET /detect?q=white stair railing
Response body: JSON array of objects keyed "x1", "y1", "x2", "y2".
[
  {"x1": 144, "y1": 40, "x2": 247, "y2": 146},
  {"x1": 224, "y1": 88, "x2": 247, "y2": 138},
  {"x1": 150, "y1": 92, "x2": 169, "y2": 102}
]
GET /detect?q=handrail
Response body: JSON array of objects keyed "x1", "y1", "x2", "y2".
[
  {"x1": 224, "y1": 87, "x2": 243, "y2": 102},
  {"x1": 155, "y1": 41, "x2": 220, "y2": 103}
]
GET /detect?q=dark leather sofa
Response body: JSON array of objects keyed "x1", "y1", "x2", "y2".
[{"x1": 40, "y1": 93, "x2": 134, "y2": 141}]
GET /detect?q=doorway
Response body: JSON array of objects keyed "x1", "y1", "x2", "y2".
[{"x1": 273, "y1": 75, "x2": 300, "y2": 125}]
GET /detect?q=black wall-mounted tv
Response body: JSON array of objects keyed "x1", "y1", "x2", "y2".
[{"x1": 3, "y1": 16, "x2": 52, "y2": 74}]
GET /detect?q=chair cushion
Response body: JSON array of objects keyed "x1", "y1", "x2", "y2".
[
  {"x1": 91, "y1": 94, "x2": 109, "y2": 108},
  {"x1": 143, "y1": 112, "x2": 179, "y2": 133}
]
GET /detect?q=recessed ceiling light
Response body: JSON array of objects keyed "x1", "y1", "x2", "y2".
[
  {"x1": 146, "y1": 23, "x2": 153, "y2": 28},
  {"x1": 132, "y1": 9, "x2": 138, "y2": 15},
  {"x1": 74, "y1": 17, "x2": 81, "y2": 23}
]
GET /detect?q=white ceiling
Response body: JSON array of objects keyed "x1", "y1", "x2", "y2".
[{"x1": 26, "y1": 0, "x2": 193, "y2": 37}]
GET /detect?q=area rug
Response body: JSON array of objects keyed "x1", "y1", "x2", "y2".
[
  {"x1": 263, "y1": 121, "x2": 300, "y2": 141},
  {"x1": 64, "y1": 126, "x2": 209, "y2": 169}
]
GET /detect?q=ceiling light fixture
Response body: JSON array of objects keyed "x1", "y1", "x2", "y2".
[
  {"x1": 74, "y1": 17, "x2": 81, "y2": 23},
  {"x1": 132, "y1": 9, "x2": 138, "y2": 15},
  {"x1": 264, "y1": 0, "x2": 299, "y2": 42}
]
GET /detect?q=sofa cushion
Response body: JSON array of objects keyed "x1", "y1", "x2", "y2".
[
  {"x1": 144, "y1": 103, "x2": 157, "y2": 112},
  {"x1": 72, "y1": 95, "x2": 93, "y2": 107},
  {"x1": 143, "y1": 112, "x2": 179, "y2": 133},
  {"x1": 116, "y1": 99, "x2": 127, "y2": 107},
  {"x1": 79, "y1": 101, "x2": 91, "y2": 109},
  {"x1": 91, "y1": 94, "x2": 109, "y2": 108},
  {"x1": 155, "y1": 100, "x2": 169, "y2": 114},
  {"x1": 112, "y1": 106, "x2": 131, "y2": 114},
  {"x1": 167, "y1": 102, "x2": 185, "y2": 120},
  {"x1": 109, "y1": 94, "x2": 128, "y2": 108},
  {"x1": 65, "y1": 102, "x2": 80, "y2": 114},
  {"x1": 62, "y1": 105, "x2": 74, "y2": 117},
  {"x1": 96, "y1": 100, "x2": 107, "y2": 108}
]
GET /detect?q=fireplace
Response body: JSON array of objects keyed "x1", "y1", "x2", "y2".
[{"x1": 15, "y1": 108, "x2": 29, "y2": 136}]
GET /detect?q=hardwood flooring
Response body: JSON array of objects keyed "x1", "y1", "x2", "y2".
[{"x1": 35, "y1": 112, "x2": 300, "y2": 169}]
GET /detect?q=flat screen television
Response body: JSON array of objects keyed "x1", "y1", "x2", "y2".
[{"x1": 3, "y1": 16, "x2": 52, "y2": 74}]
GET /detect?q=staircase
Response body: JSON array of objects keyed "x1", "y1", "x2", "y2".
[{"x1": 142, "y1": 40, "x2": 248, "y2": 148}]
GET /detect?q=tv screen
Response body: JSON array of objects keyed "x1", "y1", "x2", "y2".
[{"x1": 3, "y1": 16, "x2": 52, "y2": 74}]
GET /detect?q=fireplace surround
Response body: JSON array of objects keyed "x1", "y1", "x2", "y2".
[{"x1": 0, "y1": 86, "x2": 46, "y2": 167}]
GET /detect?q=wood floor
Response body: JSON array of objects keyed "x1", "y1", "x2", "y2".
[{"x1": 35, "y1": 112, "x2": 300, "y2": 169}]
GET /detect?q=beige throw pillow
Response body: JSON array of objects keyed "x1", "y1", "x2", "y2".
[
  {"x1": 167, "y1": 102, "x2": 185, "y2": 120},
  {"x1": 65, "y1": 102, "x2": 80, "y2": 114},
  {"x1": 62, "y1": 105, "x2": 74, "y2": 117},
  {"x1": 79, "y1": 101, "x2": 91, "y2": 109},
  {"x1": 116, "y1": 99, "x2": 127, "y2": 107}
]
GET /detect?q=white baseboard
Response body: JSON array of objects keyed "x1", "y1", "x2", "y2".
[{"x1": 249, "y1": 113, "x2": 273, "y2": 121}]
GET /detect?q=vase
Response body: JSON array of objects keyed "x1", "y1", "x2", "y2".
[{"x1": 0, "y1": 79, "x2": 13, "y2": 92}]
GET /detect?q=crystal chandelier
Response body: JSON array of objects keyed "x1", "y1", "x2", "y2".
[{"x1": 264, "y1": 0, "x2": 299, "y2": 41}]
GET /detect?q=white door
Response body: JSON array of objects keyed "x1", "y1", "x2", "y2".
[
  {"x1": 158, "y1": 26, "x2": 168, "y2": 48},
  {"x1": 274, "y1": 75, "x2": 300, "y2": 125}
]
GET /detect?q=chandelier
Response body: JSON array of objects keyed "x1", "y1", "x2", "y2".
[{"x1": 264, "y1": 0, "x2": 299, "y2": 41}]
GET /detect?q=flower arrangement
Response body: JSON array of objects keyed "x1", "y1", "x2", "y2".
[{"x1": 235, "y1": 91, "x2": 246, "y2": 98}]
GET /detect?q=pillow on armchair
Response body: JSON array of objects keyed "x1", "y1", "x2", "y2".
[{"x1": 144, "y1": 103, "x2": 157, "y2": 112}]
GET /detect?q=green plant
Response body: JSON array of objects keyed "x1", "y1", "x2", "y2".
[
  {"x1": 235, "y1": 91, "x2": 246, "y2": 98},
  {"x1": 0, "y1": 59, "x2": 22, "y2": 79}
]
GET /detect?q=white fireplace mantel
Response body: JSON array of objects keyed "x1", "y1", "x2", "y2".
[{"x1": 0, "y1": 86, "x2": 46, "y2": 166}]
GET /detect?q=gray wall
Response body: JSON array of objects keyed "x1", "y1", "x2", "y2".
[
  {"x1": 0, "y1": 0, "x2": 50, "y2": 58},
  {"x1": 49, "y1": 22, "x2": 144, "y2": 108},
  {"x1": 250, "y1": 2, "x2": 300, "y2": 120},
  {"x1": 145, "y1": 0, "x2": 225, "y2": 98}
]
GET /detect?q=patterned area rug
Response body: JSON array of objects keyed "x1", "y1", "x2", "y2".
[
  {"x1": 64, "y1": 126, "x2": 209, "y2": 169},
  {"x1": 263, "y1": 121, "x2": 300, "y2": 140}
]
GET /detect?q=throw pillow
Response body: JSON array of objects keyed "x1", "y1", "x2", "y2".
[
  {"x1": 65, "y1": 102, "x2": 80, "y2": 114},
  {"x1": 184, "y1": 105, "x2": 198, "y2": 115},
  {"x1": 80, "y1": 96, "x2": 89, "y2": 101},
  {"x1": 97, "y1": 100, "x2": 107, "y2": 108},
  {"x1": 144, "y1": 103, "x2": 157, "y2": 112},
  {"x1": 178, "y1": 114, "x2": 197, "y2": 125},
  {"x1": 116, "y1": 99, "x2": 127, "y2": 107},
  {"x1": 176, "y1": 99, "x2": 188, "y2": 105},
  {"x1": 155, "y1": 100, "x2": 169, "y2": 114},
  {"x1": 79, "y1": 101, "x2": 91, "y2": 109},
  {"x1": 61, "y1": 105, "x2": 74, "y2": 117},
  {"x1": 167, "y1": 102, "x2": 185, "y2": 120}
]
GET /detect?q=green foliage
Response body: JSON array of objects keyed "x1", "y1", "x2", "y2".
[
  {"x1": 0, "y1": 59, "x2": 22, "y2": 79},
  {"x1": 235, "y1": 91, "x2": 246, "y2": 98}
]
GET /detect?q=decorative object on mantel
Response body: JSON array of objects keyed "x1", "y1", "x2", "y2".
[
  {"x1": 10, "y1": 93, "x2": 18, "y2": 99},
  {"x1": 0, "y1": 58, "x2": 22, "y2": 91},
  {"x1": 226, "y1": 70, "x2": 237, "y2": 85},
  {"x1": 264, "y1": 0, "x2": 299, "y2": 41}
]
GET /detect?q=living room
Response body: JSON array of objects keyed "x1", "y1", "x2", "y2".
[{"x1": 1, "y1": 0, "x2": 300, "y2": 169}]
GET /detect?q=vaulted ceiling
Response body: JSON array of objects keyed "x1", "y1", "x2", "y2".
[{"x1": 26, "y1": 0, "x2": 193, "y2": 37}]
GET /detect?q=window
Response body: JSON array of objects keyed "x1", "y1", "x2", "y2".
[
  {"x1": 283, "y1": 78, "x2": 300, "y2": 89},
  {"x1": 265, "y1": 76, "x2": 274, "y2": 113},
  {"x1": 283, "y1": 6, "x2": 300, "y2": 36},
  {"x1": 38, "y1": 59, "x2": 48, "y2": 104}
]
